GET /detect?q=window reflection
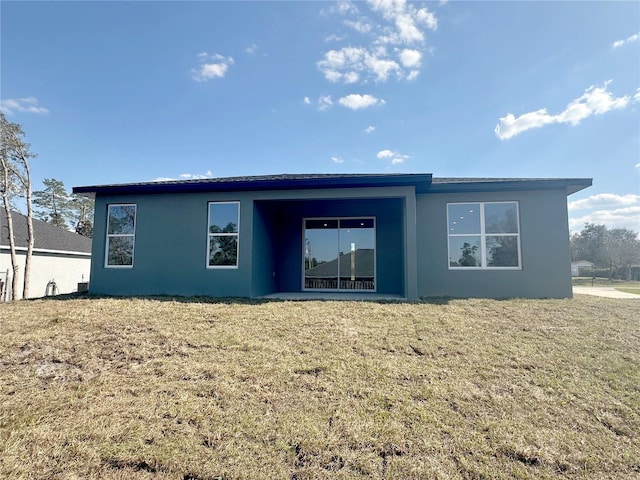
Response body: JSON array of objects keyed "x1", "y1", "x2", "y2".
[{"x1": 304, "y1": 218, "x2": 375, "y2": 290}]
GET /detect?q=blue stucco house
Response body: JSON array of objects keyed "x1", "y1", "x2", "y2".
[{"x1": 73, "y1": 173, "x2": 591, "y2": 300}]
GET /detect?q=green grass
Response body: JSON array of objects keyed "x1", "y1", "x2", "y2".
[
  {"x1": 1, "y1": 295, "x2": 639, "y2": 479},
  {"x1": 572, "y1": 277, "x2": 640, "y2": 295}
]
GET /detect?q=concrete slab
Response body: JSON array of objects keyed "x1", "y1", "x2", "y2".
[{"x1": 573, "y1": 286, "x2": 640, "y2": 299}]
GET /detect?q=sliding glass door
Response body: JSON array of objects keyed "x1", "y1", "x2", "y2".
[{"x1": 303, "y1": 218, "x2": 375, "y2": 291}]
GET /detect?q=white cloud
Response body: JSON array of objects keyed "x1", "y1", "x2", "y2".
[
  {"x1": 495, "y1": 81, "x2": 632, "y2": 140},
  {"x1": 317, "y1": 0, "x2": 436, "y2": 84},
  {"x1": 322, "y1": 1, "x2": 359, "y2": 16},
  {"x1": 179, "y1": 170, "x2": 213, "y2": 180},
  {"x1": 192, "y1": 53, "x2": 234, "y2": 82},
  {"x1": 368, "y1": 0, "x2": 438, "y2": 41},
  {"x1": 365, "y1": 125, "x2": 376, "y2": 133},
  {"x1": 345, "y1": 19, "x2": 373, "y2": 33},
  {"x1": 377, "y1": 149, "x2": 394, "y2": 159},
  {"x1": 318, "y1": 95, "x2": 334, "y2": 111},
  {"x1": 398, "y1": 49, "x2": 421, "y2": 68},
  {"x1": 568, "y1": 193, "x2": 640, "y2": 232},
  {"x1": 151, "y1": 170, "x2": 213, "y2": 182},
  {"x1": 303, "y1": 96, "x2": 311, "y2": 105},
  {"x1": 325, "y1": 34, "x2": 347, "y2": 43},
  {"x1": 338, "y1": 94, "x2": 385, "y2": 110},
  {"x1": 569, "y1": 207, "x2": 640, "y2": 232},
  {"x1": 343, "y1": 71, "x2": 360, "y2": 84},
  {"x1": 245, "y1": 43, "x2": 259, "y2": 55},
  {"x1": 365, "y1": 53, "x2": 400, "y2": 81},
  {"x1": 406, "y1": 70, "x2": 420, "y2": 81},
  {"x1": 568, "y1": 193, "x2": 640, "y2": 211},
  {"x1": 612, "y1": 32, "x2": 639, "y2": 48},
  {"x1": 0, "y1": 97, "x2": 49, "y2": 115},
  {"x1": 330, "y1": 156, "x2": 345, "y2": 164},
  {"x1": 377, "y1": 148, "x2": 409, "y2": 164}
]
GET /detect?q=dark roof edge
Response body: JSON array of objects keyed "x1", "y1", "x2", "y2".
[
  {"x1": 426, "y1": 178, "x2": 592, "y2": 196},
  {"x1": 73, "y1": 173, "x2": 433, "y2": 196},
  {"x1": 73, "y1": 174, "x2": 592, "y2": 197}
]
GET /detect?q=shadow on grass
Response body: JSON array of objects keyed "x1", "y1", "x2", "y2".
[
  {"x1": 33, "y1": 291, "x2": 460, "y2": 305},
  {"x1": 33, "y1": 292, "x2": 563, "y2": 305}
]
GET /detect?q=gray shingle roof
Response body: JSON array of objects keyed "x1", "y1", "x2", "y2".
[
  {"x1": 305, "y1": 249, "x2": 375, "y2": 279},
  {"x1": 0, "y1": 210, "x2": 92, "y2": 254},
  {"x1": 74, "y1": 173, "x2": 591, "y2": 197}
]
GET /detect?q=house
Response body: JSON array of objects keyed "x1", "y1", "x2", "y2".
[
  {"x1": 0, "y1": 210, "x2": 92, "y2": 301},
  {"x1": 72, "y1": 174, "x2": 591, "y2": 300},
  {"x1": 571, "y1": 260, "x2": 595, "y2": 277}
]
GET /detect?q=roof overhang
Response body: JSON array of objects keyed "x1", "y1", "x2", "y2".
[
  {"x1": 72, "y1": 173, "x2": 434, "y2": 198},
  {"x1": 73, "y1": 174, "x2": 592, "y2": 198},
  {"x1": 427, "y1": 178, "x2": 592, "y2": 196}
]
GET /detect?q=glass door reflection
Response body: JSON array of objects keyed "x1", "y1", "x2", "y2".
[{"x1": 303, "y1": 218, "x2": 375, "y2": 291}]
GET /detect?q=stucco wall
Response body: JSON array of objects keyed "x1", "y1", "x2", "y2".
[
  {"x1": 416, "y1": 189, "x2": 573, "y2": 299},
  {"x1": 0, "y1": 250, "x2": 90, "y2": 300},
  {"x1": 90, "y1": 187, "x2": 414, "y2": 298}
]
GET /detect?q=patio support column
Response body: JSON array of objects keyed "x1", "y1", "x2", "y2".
[{"x1": 404, "y1": 190, "x2": 418, "y2": 300}]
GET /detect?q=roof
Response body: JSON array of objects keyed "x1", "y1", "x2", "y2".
[
  {"x1": 0, "y1": 210, "x2": 92, "y2": 254},
  {"x1": 430, "y1": 177, "x2": 592, "y2": 195},
  {"x1": 73, "y1": 173, "x2": 433, "y2": 196},
  {"x1": 73, "y1": 173, "x2": 592, "y2": 197},
  {"x1": 305, "y1": 249, "x2": 375, "y2": 279}
]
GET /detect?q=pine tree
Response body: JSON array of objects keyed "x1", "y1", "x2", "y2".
[{"x1": 33, "y1": 178, "x2": 72, "y2": 229}]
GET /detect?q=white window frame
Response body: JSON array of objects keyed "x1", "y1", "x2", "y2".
[
  {"x1": 105, "y1": 203, "x2": 136, "y2": 268},
  {"x1": 447, "y1": 201, "x2": 521, "y2": 270},
  {"x1": 207, "y1": 201, "x2": 240, "y2": 269}
]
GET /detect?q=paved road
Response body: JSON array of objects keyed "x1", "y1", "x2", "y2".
[{"x1": 573, "y1": 286, "x2": 640, "y2": 299}]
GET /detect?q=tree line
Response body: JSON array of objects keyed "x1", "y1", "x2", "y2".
[
  {"x1": 571, "y1": 223, "x2": 640, "y2": 280},
  {"x1": 1, "y1": 113, "x2": 94, "y2": 301}
]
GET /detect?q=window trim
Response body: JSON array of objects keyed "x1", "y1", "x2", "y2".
[
  {"x1": 447, "y1": 201, "x2": 521, "y2": 270},
  {"x1": 206, "y1": 201, "x2": 240, "y2": 269},
  {"x1": 105, "y1": 203, "x2": 136, "y2": 269}
]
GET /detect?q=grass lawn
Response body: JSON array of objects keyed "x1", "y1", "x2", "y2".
[
  {"x1": 1, "y1": 295, "x2": 639, "y2": 479},
  {"x1": 573, "y1": 277, "x2": 640, "y2": 295}
]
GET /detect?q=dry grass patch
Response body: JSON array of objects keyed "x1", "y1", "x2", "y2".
[{"x1": 1, "y1": 295, "x2": 639, "y2": 479}]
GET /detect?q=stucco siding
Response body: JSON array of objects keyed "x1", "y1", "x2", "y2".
[
  {"x1": 91, "y1": 192, "x2": 255, "y2": 297},
  {"x1": 0, "y1": 250, "x2": 90, "y2": 300},
  {"x1": 416, "y1": 189, "x2": 573, "y2": 299},
  {"x1": 90, "y1": 187, "x2": 413, "y2": 298}
]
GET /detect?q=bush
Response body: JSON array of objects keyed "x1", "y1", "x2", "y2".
[{"x1": 582, "y1": 266, "x2": 640, "y2": 281}]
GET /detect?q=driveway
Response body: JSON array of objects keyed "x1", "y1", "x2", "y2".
[{"x1": 573, "y1": 286, "x2": 640, "y2": 299}]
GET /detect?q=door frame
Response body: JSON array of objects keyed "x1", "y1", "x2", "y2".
[{"x1": 301, "y1": 216, "x2": 376, "y2": 292}]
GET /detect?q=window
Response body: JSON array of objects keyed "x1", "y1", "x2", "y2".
[
  {"x1": 105, "y1": 204, "x2": 136, "y2": 267},
  {"x1": 208, "y1": 202, "x2": 239, "y2": 268},
  {"x1": 447, "y1": 202, "x2": 520, "y2": 269},
  {"x1": 303, "y1": 217, "x2": 375, "y2": 291}
]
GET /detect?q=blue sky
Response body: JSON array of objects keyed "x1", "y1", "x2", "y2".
[{"x1": 2, "y1": 0, "x2": 639, "y2": 233}]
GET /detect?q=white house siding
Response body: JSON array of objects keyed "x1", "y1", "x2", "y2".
[
  {"x1": 571, "y1": 261, "x2": 594, "y2": 277},
  {"x1": 0, "y1": 249, "x2": 90, "y2": 301}
]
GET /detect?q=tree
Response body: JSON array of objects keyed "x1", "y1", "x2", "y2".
[
  {"x1": 209, "y1": 221, "x2": 238, "y2": 266},
  {"x1": 458, "y1": 242, "x2": 479, "y2": 266},
  {"x1": 70, "y1": 193, "x2": 94, "y2": 238},
  {"x1": 609, "y1": 228, "x2": 640, "y2": 280},
  {"x1": 570, "y1": 223, "x2": 610, "y2": 266},
  {"x1": 0, "y1": 113, "x2": 36, "y2": 299},
  {"x1": 571, "y1": 223, "x2": 640, "y2": 280},
  {"x1": 33, "y1": 178, "x2": 72, "y2": 229}
]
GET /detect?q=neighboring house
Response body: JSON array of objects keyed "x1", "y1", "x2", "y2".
[
  {"x1": 72, "y1": 174, "x2": 591, "y2": 300},
  {"x1": 571, "y1": 260, "x2": 595, "y2": 277},
  {"x1": 0, "y1": 210, "x2": 92, "y2": 301}
]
